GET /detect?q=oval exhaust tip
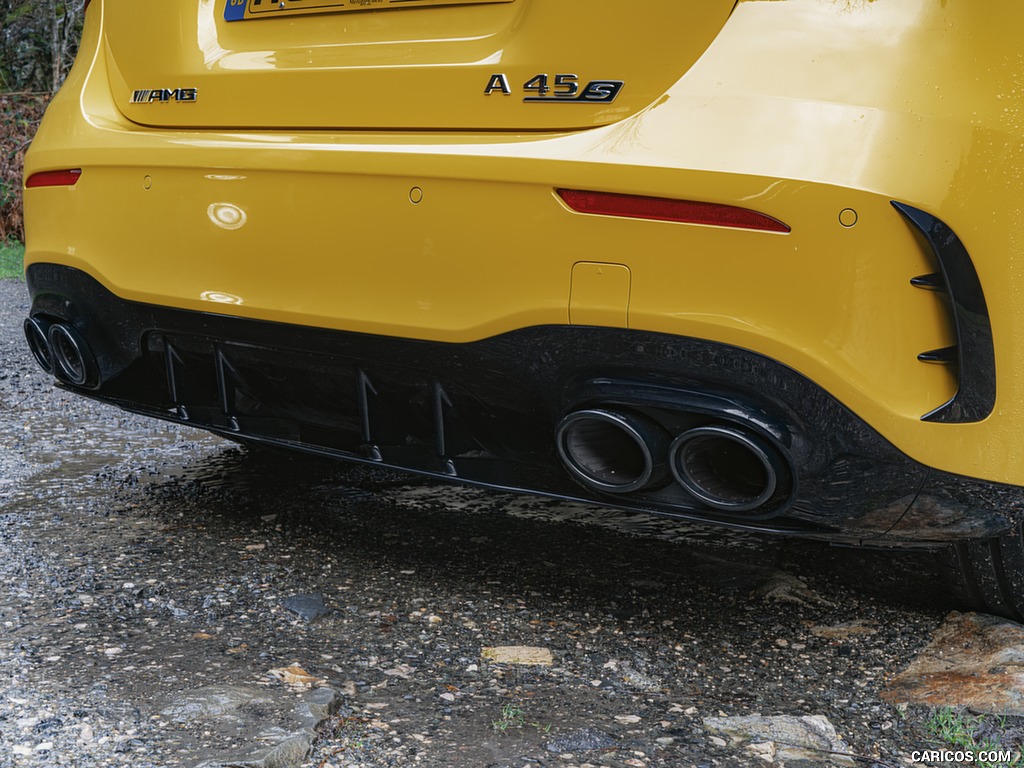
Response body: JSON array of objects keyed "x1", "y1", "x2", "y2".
[
  {"x1": 556, "y1": 409, "x2": 667, "y2": 494},
  {"x1": 670, "y1": 425, "x2": 783, "y2": 513},
  {"x1": 48, "y1": 323, "x2": 98, "y2": 388},
  {"x1": 24, "y1": 317, "x2": 55, "y2": 375}
]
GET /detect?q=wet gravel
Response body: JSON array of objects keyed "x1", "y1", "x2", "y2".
[{"x1": 0, "y1": 277, "x2": 982, "y2": 767}]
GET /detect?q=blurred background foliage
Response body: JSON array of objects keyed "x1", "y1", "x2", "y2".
[
  {"x1": 1, "y1": 0, "x2": 84, "y2": 94},
  {"x1": 1, "y1": 0, "x2": 84, "y2": 242}
]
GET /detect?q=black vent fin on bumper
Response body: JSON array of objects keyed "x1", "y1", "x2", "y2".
[
  {"x1": 910, "y1": 273, "x2": 947, "y2": 292},
  {"x1": 917, "y1": 346, "x2": 957, "y2": 364},
  {"x1": 892, "y1": 201, "x2": 996, "y2": 423}
]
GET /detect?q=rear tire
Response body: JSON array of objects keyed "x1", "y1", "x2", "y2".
[{"x1": 943, "y1": 524, "x2": 1024, "y2": 621}]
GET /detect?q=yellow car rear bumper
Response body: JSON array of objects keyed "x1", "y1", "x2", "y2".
[{"x1": 23, "y1": 0, "x2": 1024, "y2": 543}]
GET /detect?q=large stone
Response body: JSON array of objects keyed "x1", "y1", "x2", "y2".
[
  {"x1": 689, "y1": 553, "x2": 834, "y2": 608},
  {"x1": 703, "y1": 714, "x2": 855, "y2": 766},
  {"x1": 884, "y1": 611, "x2": 1024, "y2": 715},
  {"x1": 160, "y1": 686, "x2": 277, "y2": 722},
  {"x1": 198, "y1": 733, "x2": 314, "y2": 768},
  {"x1": 810, "y1": 620, "x2": 877, "y2": 640},
  {"x1": 281, "y1": 594, "x2": 330, "y2": 623},
  {"x1": 175, "y1": 685, "x2": 344, "y2": 768},
  {"x1": 481, "y1": 646, "x2": 553, "y2": 666}
]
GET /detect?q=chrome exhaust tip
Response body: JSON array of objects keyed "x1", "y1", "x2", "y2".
[
  {"x1": 670, "y1": 425, "x2": 783, "y2": 513},
  {"x1": 23, "y1": 317, "x2": 55, "y2": 375},
  {"x1": 47, "y1": 322, "x2": 98, "y2": 388},
  {"x1": 556, "y1": 409, "x2": 669, "y2": 494}
]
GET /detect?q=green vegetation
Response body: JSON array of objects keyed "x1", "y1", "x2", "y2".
[
  {"x1": 1, "y1": 93, "x2": 49, "y2": 244},
  {"x1": 491, "y1": 702, "x2": 551, "y2": 735},
  {"x1": 927, "y1": 706, "x2": 982, "y2": 750},
  {"x1": 492, "y1": 703, "x2": 526, "y2": 734},
  {"x1": 0, "y1": 238, "x2": 24, "y2": 279},
  {"x1": 925, "y1": 707, "x2": 1024, "y2": 768},
  {"x1": 1, "y1": 0, "x2": 85, "y2": 94},
  {"x1": 2, "y1": 0, "x2": 82, "y2": 246}
]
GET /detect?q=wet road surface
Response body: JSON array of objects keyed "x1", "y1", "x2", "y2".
[{"x1": 0, "y1": 277, "x2": 971, "y2": 767}]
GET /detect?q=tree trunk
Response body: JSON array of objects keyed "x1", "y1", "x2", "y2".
[{"x1": 50, "y1": 0, "x2": 60, "y2": 93}]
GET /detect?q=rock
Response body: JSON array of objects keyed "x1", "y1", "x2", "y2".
[
  {"x1": 747, "y1": 740, "x2": 776, "y2": 762},
  {"x1": 383, "y1": 664, "x2": 415, "y2": 680},
  {"x1": 294, "y1": 687, "x2": 343, "y2": 730},
  {"x1": 194, "y1": 686, "x2": 344, "y2": 768},
  {"x1": 753, "y1": 573, "x2": 835, "y2": 608},
  {"x1": 197, "y1": 733, "x2": 313, "y2": 768},
  {"x1": 281, "y1": 594, "x2": 330, "y2": 623},
  {"x1": 689, "y1": 553, "x2": 834, "y2": 607},
  {"x1": 248, "y1": 733, "x2": 315, "y2": 768},
  {"x1": 481, "y1": 646, "x2": 553, "y2": 666},
  {"x1": 620, "y1": 667, "x2": 662, "y2": 692},
  {"x1": 161, "y1": 685, "x2": 278, "y2": 722},
  {"x1": 883, "y1": 611, "x2": 1024, "y2": 715},
  {"x1": 545, "y1": 727, "x2": 617, "y2": 753},
  {"x1": 810, "y1": 620, "x2": 877, "y2": 640},
  {"x1": 269, "y1": 665, "x2": 326, "y2": 690},
  {"x1": 703, "y1": 714, "x2": 855, "y2": 766}
]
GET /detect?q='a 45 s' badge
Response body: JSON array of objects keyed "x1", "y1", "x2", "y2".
[{"x1": 484, "y1": 73, "x2": 623, "y2": 103}]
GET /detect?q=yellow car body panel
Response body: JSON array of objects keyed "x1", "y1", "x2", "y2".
[
  {"x1": 103, "y1": 0, "x2": 735, "y2": 131},
  {"x1": 21, "y1": 0, "x2": 1024, "y2": 597}
]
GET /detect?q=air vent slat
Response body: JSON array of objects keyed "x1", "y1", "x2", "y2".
[
  {"x1": 911, "y1": 273, "x2": 947, "y2": 291},
  {"x1": 918, "y1": 346, "x2": 958, "y2": 365}
]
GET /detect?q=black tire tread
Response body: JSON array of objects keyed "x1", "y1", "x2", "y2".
[{"x1": 943, "y1": 525, "x2": 1024, "y2": 622}]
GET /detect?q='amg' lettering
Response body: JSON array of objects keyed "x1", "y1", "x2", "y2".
[{"x1": 131, "y1": 88, "x2": 198, "y2": 104}]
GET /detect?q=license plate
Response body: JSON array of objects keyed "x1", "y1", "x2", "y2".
[{"x1": 225, "y1": 0, "x2": 514, "y2": 22}]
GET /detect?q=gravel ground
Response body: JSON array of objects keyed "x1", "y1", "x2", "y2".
[{"x1": 0, "y1": 276, "x2": 1002, "y2": 768}]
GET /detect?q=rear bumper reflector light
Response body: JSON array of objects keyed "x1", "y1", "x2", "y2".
[
  {"x1": 26, "y1": 169, "x2": 82, "y2": 189},
  {"x1": 557, "y1": 188, "x2": 791, "y2": 233}
]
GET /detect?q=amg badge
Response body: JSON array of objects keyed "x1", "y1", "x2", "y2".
[{"x1": 131, "y1": 88, "x2": 198, "y2": 104}]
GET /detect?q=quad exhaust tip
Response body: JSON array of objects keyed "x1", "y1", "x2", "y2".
[
  {"x1": 556, "y1": 407, "x2": 789, "y2": 514},
  {"x1": 24, "y1": 317, "x2": 55, "y2": 375},
  {"x1": 23, "y1": 317, "x2": 99, "y2": 388},
  {"x1": 670, "y1": 425, "x2": 781, "y2": 513},
  {"x1": 556, "y1": 409, "x2": 670, "y2": 494}
]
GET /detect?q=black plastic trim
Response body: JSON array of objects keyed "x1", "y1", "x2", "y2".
[
  {"x1": 910, "y1": 273, "x2": 946, "y2": 292},
  {"x1": 892, "y1": 201, "x2": 996, "y2": 423},
  {"x1": 917, "y1": 347, "x2": 957, "y2": 365}
]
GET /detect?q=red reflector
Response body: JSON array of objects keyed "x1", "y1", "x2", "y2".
[
  {"x1": 26, "y1": 169, "x2": 82, "y2": 189},
  {"x1": 557, "y1": 189, "x2": 790, "y2": 234}
]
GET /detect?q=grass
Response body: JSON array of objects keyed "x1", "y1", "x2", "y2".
[
  {"x1": 925, "y1": 707, "x2": 1024, "y2": 768},
  {"x1": 492, "y1": 703, "x2": 526, "y2": 734},
  {"x1": 0, "y1": 238, "x2": 24, "y2": 280},
  {"x1": 492, "y1": 702, "x2": 551, "y2": 736}
]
